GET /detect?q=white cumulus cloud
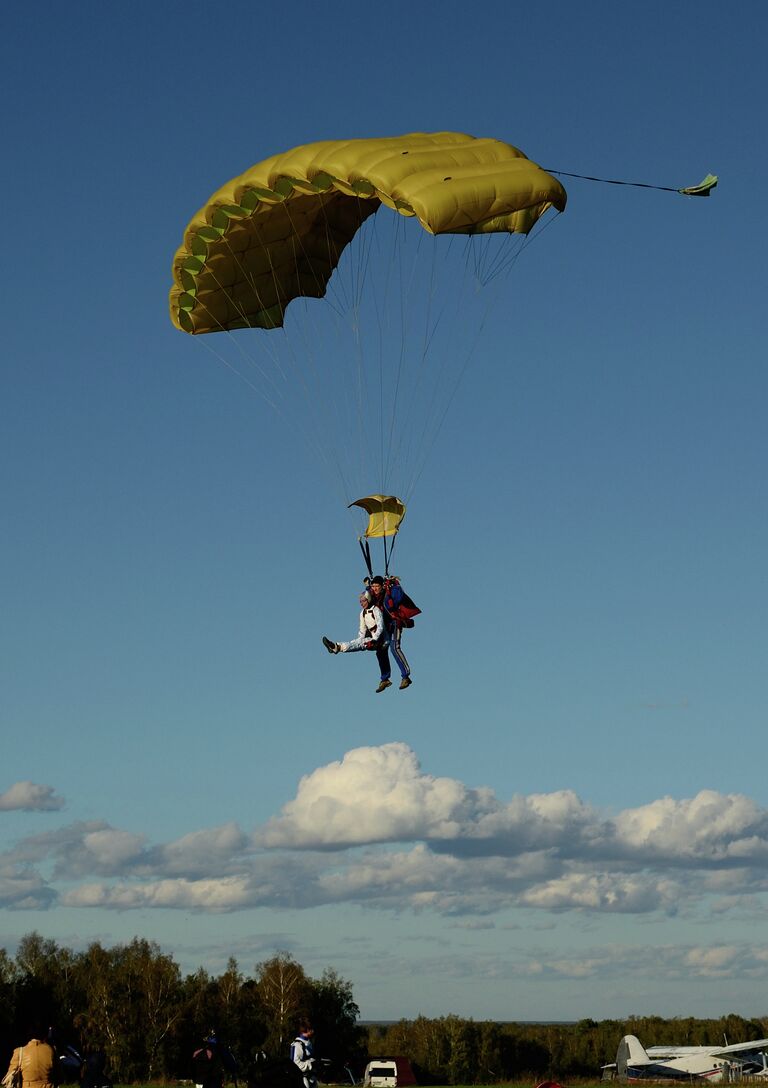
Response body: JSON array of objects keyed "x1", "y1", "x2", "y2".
[
  {"x1": 261, "y1": 742, "x2": 497, "y2": 848},
  {"x1": 8, "y1": 745, "x2": 768, "y2": 921}
]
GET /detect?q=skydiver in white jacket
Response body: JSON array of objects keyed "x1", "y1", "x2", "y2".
[
  {"x1": 322, "y1": 590, "x2": 393, "y2": 692},
  {"x1": 290, "y1": 1021, "x2": 317, "y2": 1088}
]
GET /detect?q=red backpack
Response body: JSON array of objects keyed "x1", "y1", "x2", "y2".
[{"x1": 384, "y1": 577, "x2": 421, "y2": 628}]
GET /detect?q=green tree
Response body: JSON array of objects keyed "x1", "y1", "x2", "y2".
[
  {"x1": 446, "y1": 1016, "x2": 475, "y2": 1085},
  {"x1": 308, "y1": 968, "x2": 363, "y2": 1066},
  {"x1": 256, "y1": 952, "x2": 309, "y2": 1056},
  {"x1": 15, "y1": 932, "x2": 80, "y2": 1040}
]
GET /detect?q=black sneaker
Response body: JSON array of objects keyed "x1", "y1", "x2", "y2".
[
  {"x1": 322, "y1": 636, "x2": 338, "y2": 654},
  {"x1": 376, "y1": 679, "x2": 392, "y2": 693},
  {"x1": 399, "y1": 676, "x2": 412, "y2": 690}
]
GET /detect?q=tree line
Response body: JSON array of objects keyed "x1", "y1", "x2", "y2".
[
  {"x1": 0, "y1": 933, "x2": 362, "y2": 1083},
  {"x1": 367, "y1": 1013, "x2": 768, "y2": 1083},
  {"x1": 2, "y1": 933, "x2": 767, "y2": 1084}
]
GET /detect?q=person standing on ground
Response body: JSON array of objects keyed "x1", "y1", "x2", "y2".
[
  {"x1": 290, "y1": 1020, "x2": 317, "y2": 1088},
  {"x1": 4, "y1": 1024, "x2": 56, "y2": 1088}
]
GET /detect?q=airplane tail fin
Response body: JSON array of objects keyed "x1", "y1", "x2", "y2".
[{"x1": 617, "y1": 1036, "x2": 650, "y2": 1076}]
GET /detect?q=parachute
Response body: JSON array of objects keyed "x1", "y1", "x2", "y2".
[
  {"x1": 169, "y1": 133, "x2": 567, "y2": 570},
  {"x1": 169, "y1": 132, "x2": 566, "y2": 335}
]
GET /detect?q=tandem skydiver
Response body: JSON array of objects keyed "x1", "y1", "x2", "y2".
[{"x1": 322, "y1": 575, "x2": 420, "y2": 693}]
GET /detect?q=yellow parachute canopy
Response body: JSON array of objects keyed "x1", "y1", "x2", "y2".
[
  {"x1": 169, "y1": 132, "x2": 567, "y2": 335},
  {"x1": 349, "y1": 495, "x2": 406, "y2": 539}
]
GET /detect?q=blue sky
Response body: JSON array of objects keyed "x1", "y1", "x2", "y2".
[{"x1": 2, "y1": 0, "x2": 767, "y2": 1027}]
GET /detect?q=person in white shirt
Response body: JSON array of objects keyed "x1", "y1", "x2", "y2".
[
  {"x1": 322, "y1": 591, "x2": 393, "y2": 692},
  {"x1": 290, "y1": 1021, "x2": 317, "y2": 1088}
]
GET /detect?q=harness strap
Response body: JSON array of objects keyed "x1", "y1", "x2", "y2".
[{"x1": 358, "y1": 538, "x2": 373, "y2": 579}]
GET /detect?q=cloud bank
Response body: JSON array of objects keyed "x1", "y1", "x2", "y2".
[{"x1": 5, "y1": 743, "x2": 768, "y2": 919}]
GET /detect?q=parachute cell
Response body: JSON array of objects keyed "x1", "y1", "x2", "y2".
[{"x1": 169, "y1": 132, "x2": 567, "y2": 335}]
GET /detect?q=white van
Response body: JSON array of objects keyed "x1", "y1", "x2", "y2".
[{"x1": 363, "y1": 1060, "x2": 398, "y2": 1087}]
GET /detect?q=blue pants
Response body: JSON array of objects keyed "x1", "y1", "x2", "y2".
[
  {"x1": 341, "y1": 631, "x2": 410, "y2": 681},
  {"x1": 377, "y1": 626, "x2": 410, "y2": 681}
]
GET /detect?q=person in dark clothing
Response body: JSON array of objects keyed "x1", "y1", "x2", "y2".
[
  {"x1": 193, "y1": 1033, "x2": 235, "y2": 1088},
  {"x1": 368, "y1": 575, "x2": 417, "y2": 689},
  {"x1": 81, "y1": 1048, "x2": 111, "y2": 1088}
]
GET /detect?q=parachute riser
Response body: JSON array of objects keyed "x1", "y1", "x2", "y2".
[
  {"x1": 358, "y1": 538, "x2": 374, "y2": 581},
  {"x1": 358, "y1": 536, "x2": 396, "y2": 579}
]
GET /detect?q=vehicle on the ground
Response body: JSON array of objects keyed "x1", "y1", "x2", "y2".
[{"x1": 362, "y1": 1058, "x2": 416, "y2": 1088}]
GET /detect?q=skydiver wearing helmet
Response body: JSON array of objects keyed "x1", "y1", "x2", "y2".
[{"x1": 322, "y1": 589, "x2": 394, "y2": 693}]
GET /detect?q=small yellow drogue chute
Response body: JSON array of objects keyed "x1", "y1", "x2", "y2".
[
  {"x1": 349, "y1": 495, "x2": 406, "y2": 538},
  {"x1": 349, "y1": 495, "x2": 406, "y2": 577}
]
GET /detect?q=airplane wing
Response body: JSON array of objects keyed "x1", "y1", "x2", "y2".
[
  {"x1": 712, "y1": 1039, "x2": 768, "y2": 1057},
  {"x1": 645, "y1": 1047, "x2": 719, "y2": 1058},
  {"x1": 645, "y1": 1040, "x2": 768, "y2": 1059}
]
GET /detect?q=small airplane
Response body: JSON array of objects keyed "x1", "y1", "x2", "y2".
[{"x1": 606, "y1": 1034, "x2": 768, "y2": 1081}]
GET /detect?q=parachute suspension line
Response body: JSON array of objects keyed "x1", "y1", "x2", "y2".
[
  {"x1": 351, "y1": 197, "x2": 376, "y2": 315},
  {"x1": 402, "y1": 227, "x2": 440, "y2": 483},
  {"x1": 354, "y1": 218, "x2": 369, "y2": 504},
  {"x1": 193, "y1": 334, "x2": 284, "y2": 416},
  {"x1": 380, "y1": 213, "x2": 406, "y2": 493},
  {"x1": 259, "y1": 231, "x2": 347, "y2": 487},
  {"x1": 184, "y1": 261, "x2": 313, "y2": 430},
  {"x1": 402, "y1": 235, "x2": 511, "y2": 505},
  {"x1": 214, "y1": 211, "x2": 358, "y2": 511},
  {"x1": 379, "y1": 210, "x2": 405, "y2": 493},
  {"x1": 399, "y1": 232, "x2": 478, "y2": 503},
  {"x1": 317, "y1": 195, "x2": 369, "y2": 500},
  {"x1": 193, "y1": 331, "x2": 353, "y2": 517},
  {"x1": 356, "y1": 202, "x2": 382, "y2": 496},
  {"x1": 184, "y1": 252, "x2": 338, "y2": 469},
  {"x1": 367, "y1": 211, "x2": 386, "y2": 500},
  {"x1": 281, "y1": 233, "x2": 357, "y2": 498},
  {"x1": 289, "y1": 195, "x2": 385, "y2": 504},
  {"x1": 384, "y1": 227, "x2": 445, "y2": 496},
  {"x1": 485, "y1": 210, "x2": 562, "y2": 285},
  {"x1": 383, "y1": 217, "x2": 428, "y2": 493},
  {"x1": 481, "y1": 233, "x2": 527, "y2": 284},
  {"x1": 211, "y1": 230, "x2": 341, "y2": 443},
  {"x1": 311, "y1": 193, "x2": 381, "y2": 502},
  {"x1": 191, "y1": 289, "x2": 287, "y2": 403},
  {"x1": 312, "y1": 198, "x2": 366, "y2": 497},
  {"x1": 468, "y1": 231, "x2": 526, "y2": 288},
  {"x1": 347, "y1": 207, "x2": 400, "y2": 498},
  {"x1": 356, "y1": 207, "x2": 395, "y2": 497}
]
